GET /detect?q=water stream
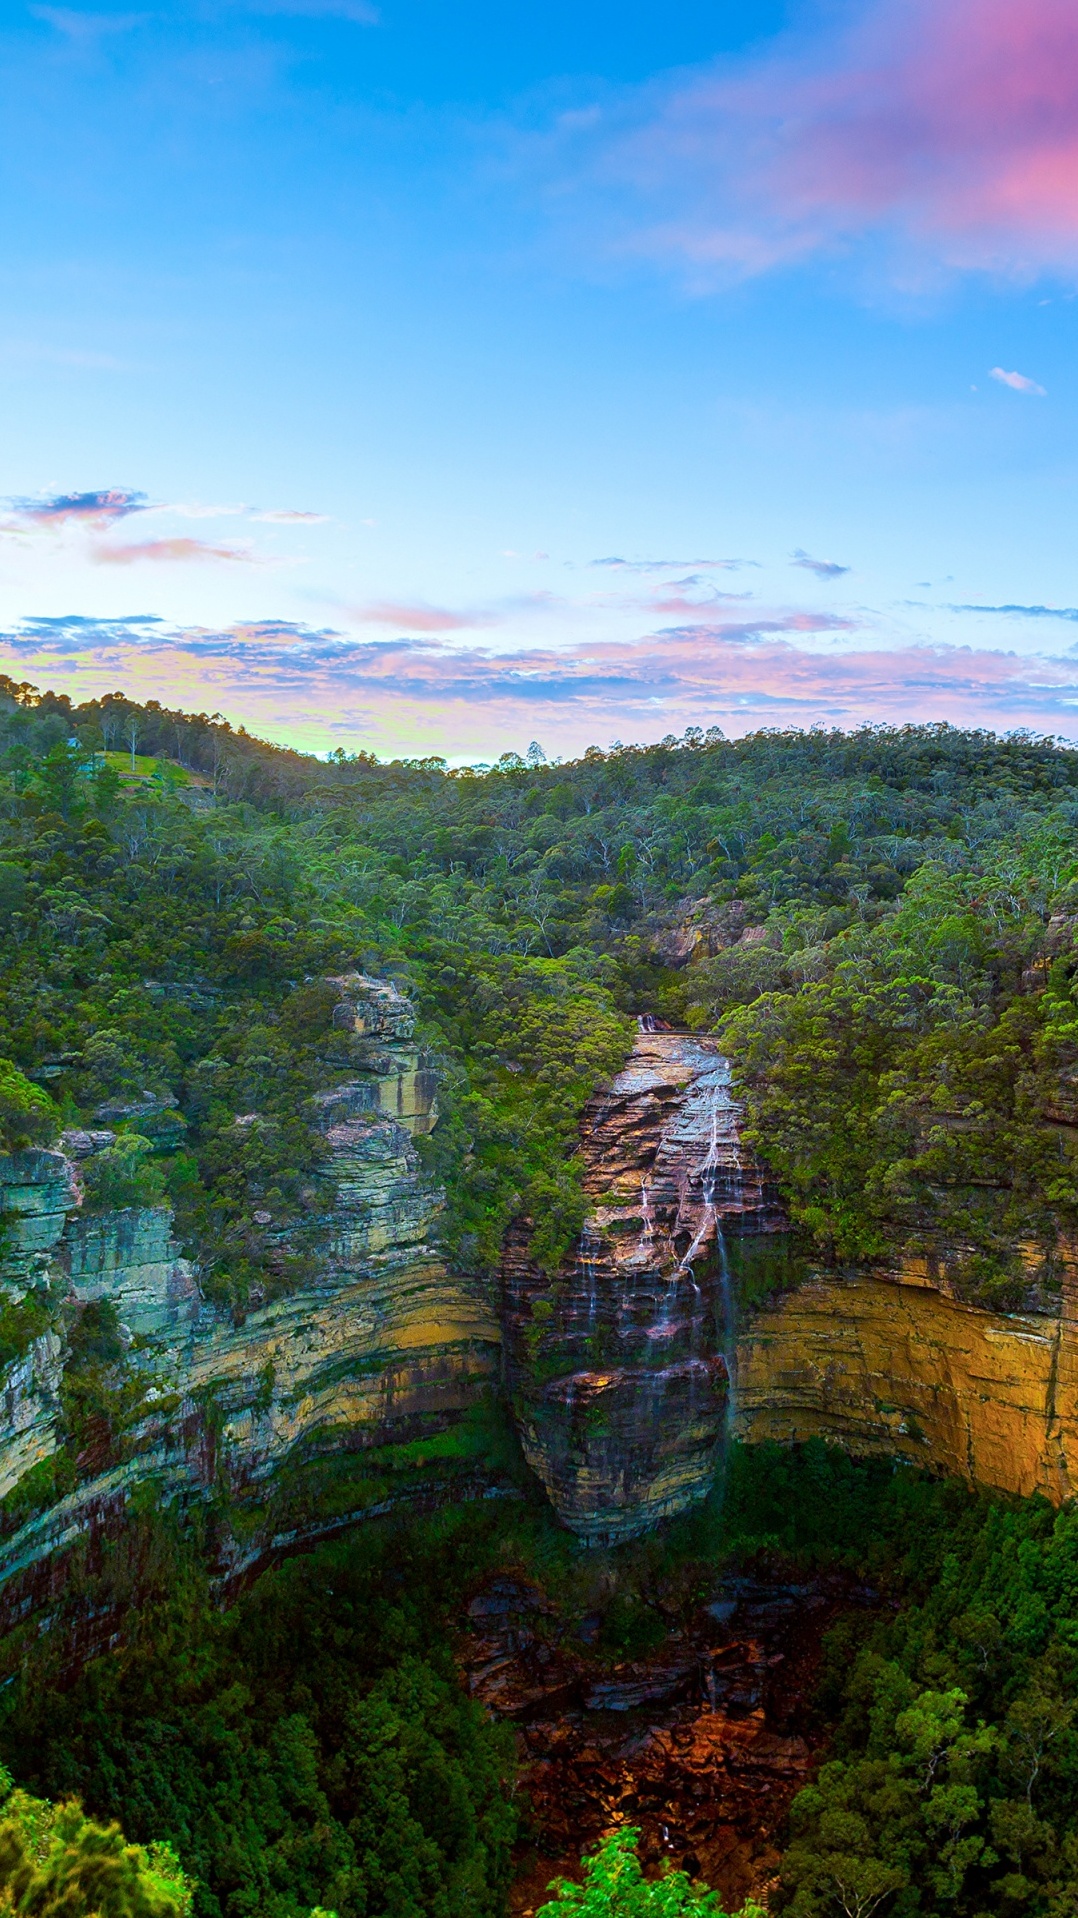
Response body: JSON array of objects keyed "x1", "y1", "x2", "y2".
[
  {"x1": 672, "y1": 1061, "x2": 742, "y2": 1479},
  {"x1": 513, "y1": 1025, "x2": 773, "y2": 1542}
]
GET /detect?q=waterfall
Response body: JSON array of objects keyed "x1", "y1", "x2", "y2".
[
  {"x1": 516, "y1": 1025, "x2": 768, "y2": 1544},
  {"x1": 640, "y1": 1177, "x2": 654, "y2": 1253},
  {"x1": 670, "y1": 1057, "x2": 741, "y2": 1486},
  {"x1": 716, "y1": 1224, "x2": 738, "y2": 1432},
  {"x1": 579, "y1": 1226, "x2": 601, "y2": 1338}
]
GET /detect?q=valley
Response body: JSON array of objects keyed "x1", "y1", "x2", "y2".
[{"x1": 2, "y1": 694, "x2": 1078, "y2": 1915}]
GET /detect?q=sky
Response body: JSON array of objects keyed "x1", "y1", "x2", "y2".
[{"x1": 2, "y1": 0, "x2": 1078, "y2": 761}]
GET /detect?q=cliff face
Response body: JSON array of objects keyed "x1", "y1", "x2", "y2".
[
  {"x1": 736, "y1": 1263, "x2": 1078, "y2": 1504},
  {"x1": 10, "y1": 971, "x2": 1078, "y2": 1608},
  {"x1": 0, "y1": 974, "x2": 499, "y2": 1606},
  {"x1": 503, "y1": 1027, "x2": 784, "y2": 1544},
  {"x1": 505, "y1": 1024, "x2": 1078, "y2": 1531}
]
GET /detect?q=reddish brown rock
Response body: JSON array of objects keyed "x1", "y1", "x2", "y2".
[
  {"x1": 458, "y1": 1571, "x2": 856, "y2": 1918},
  {"x1": 503, "y1": 1029, "x2": 784, "y2": 1543}
]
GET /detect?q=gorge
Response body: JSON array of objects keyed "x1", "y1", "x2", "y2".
[
  {"x1": 4, "y1": 700, "x2": 1078, "y2": 1917},
  {"x1": 4, "y1": 994, "x2": 1076, "y2": 1617}
]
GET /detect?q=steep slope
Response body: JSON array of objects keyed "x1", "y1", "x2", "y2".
[
  {"x1": 0, "y1": 974, "x2": 500, "y2": 1616},
  {"x1": 503, "y1": 1026, "x2": 784, "y2": 1543},
  {"x1": 736, "y1": 1260, "x2": 1078, "y2": 1501}
]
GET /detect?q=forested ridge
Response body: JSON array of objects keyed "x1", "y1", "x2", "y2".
[
  {"x1": 5, "y1": 675, "x2": 1078, "y2": 1915},
  {"x1": 5, "y1": 675, "x2": 1078, "y2": 1308}
]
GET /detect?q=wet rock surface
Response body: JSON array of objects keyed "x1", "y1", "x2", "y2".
[
  {"x1": 503, "y1": 1029, "x2": 784, "y2": 1544},
  {"x1": 460, "y1": 1571, "x2": 876, "y2": 1915}
]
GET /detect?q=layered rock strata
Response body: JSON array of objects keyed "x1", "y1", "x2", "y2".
[
  {"x1": 736, "y1": 1264, "x2": 1078, "y2": 1504},
  {"x1": 503, "y1": 1028, "x2": 784, "y2": 1544},
  {"x1": 0, "y1": 974, "x2": 499, "y2": 1606}
]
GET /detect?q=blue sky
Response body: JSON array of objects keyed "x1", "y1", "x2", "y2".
[{"x1": 2, "y1": 0, "x2": 1078, "y2": 759}]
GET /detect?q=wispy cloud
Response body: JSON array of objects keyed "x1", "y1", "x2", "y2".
[
  {"x1": 3, "y1": 488, "x2": 147, "y2": 530},
  {"x1": 160, "y1": 503, "x2": 248, "y2": 521},
  {"x1": 791, "y1": 548, "x2": 852, "y2": 580},
  {"x1": 590, "y1": 556, "x2": 755, "y2": 572},
  {"x1": 31, "y1": 7, "x2": 147, "y2": 41},
  {"x1": 348, "y1": 600, "x2": 495, "y2": 632},
  {"x1": 92, "y1": 537, "x2": 256, "y2": 566},
  {"x1": 948, "y1": 601, "x2": 1078, "y2": 621},
  {"x1": 647, "y1": 584, "x2": 755, "y2": 614},
  {"x1": 542, "y1": 0, "x2": 1078, "y2": 288},
  {"x1": 137, "y1": 499, "x2": 328, "y2": 524},
  {"x1": 990, "y1": 366, "x2": 1047, "y2": 395},
  {"x1": 251, "y1": 508, "x2": 330, "y2": 523},
  {"x1": 238, "y1": 0, "x2": 379, "y2": 21}
]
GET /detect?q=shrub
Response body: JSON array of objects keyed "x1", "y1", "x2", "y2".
[
  {"x1": 537, "y1": 1828, "x2": 765, "y2": 1917},
  {"x1": 0, "y1": 1060, "x2": 58, "y2": 1154},
  {"x1": 79, "y1": 1136, "x2": 165, "y2": 1212},
  {"x1": 0, "y1": 1765, "x2": 192, "y2": 1918}
]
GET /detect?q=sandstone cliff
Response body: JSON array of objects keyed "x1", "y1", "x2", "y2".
[
  {"x1": 503, "y1": 1026, "x2": 784, "y2": 1544},
  {"x1": 9, "y1": 976, "x2": 1078, "y2": 1608},
  {"x1": 736, "y1": 1262, "x2": 1078, "y2": 1504},
  {"x1": 0, "y1": 974, "x2": 499, "y2": 1607}
]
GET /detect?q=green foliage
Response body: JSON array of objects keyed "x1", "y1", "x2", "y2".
[
  {"x1": 719, "y1": 839, "x2": 1078, "y2": 1300},
  {"x1": 79, "y1": 1137, "x2": 166, "y2": 1212},
  {"x1": 0, "y1": 1286, "x2": 53, "y2": 1370},
  {"x1": 596, "y1": 1595, "x2": 667, "y2": 1660},
  {"x1": 0, "y1": 1763, "x2": 192, "y2": 1918},
  {"x1": 56, "y1": 1301, "x2": 152, "y2": 1477},
  {"x1": 4, "y1": 1506, "x2": 519, "y2": 1918},
  {"x1": 536, "y1": 1828, "x2": 762, "y2": 1916},
  {"x1": 421, "y1": 952, "x2": 631, "y2": 1275},
  {"x1": 781, "y1": 1689, "x2": 999, "y2": 1917},
  {"x1": 0, "y1": 1059, "x2": 58, "y2": 1153}
]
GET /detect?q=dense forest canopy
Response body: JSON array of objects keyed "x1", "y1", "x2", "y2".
[{"x1": 3, "y1": 674, "x2": 1078, "y2": 1312}]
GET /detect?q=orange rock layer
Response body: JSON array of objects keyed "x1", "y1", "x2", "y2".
[{"x1": 736, "y1": 1267, "x2": 1078, "y2": 1503}]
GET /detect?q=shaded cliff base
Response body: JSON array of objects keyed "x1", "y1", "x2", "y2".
[
  {"x1": 0, "y1": 1388, "x2": 527, "y2": 1673},
  {"x1": 0, "y1": 1438, "x2": 897, "y2": 1918}
]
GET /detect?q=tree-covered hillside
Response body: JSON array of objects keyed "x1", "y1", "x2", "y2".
[{"x1": 4, "y1": 674, "x2": 1078, "y2": 1312}]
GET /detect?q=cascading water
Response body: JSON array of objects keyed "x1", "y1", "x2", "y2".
[
  {"x1": 579, "y1": 1226, "x2": 601, "y2": 1338},
  {"x1": 670, "y1": 1063, "x2": 743, "y2": 1457},
  {"x1": 504, "y1": 1024, "x2": 782, "y2": 1543}
]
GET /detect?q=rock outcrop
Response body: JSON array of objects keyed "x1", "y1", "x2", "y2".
[
  {"x1": 0, "y1": 974, "x2": 499, "y2": 1607},
  {"x1": 503, "y1": 1028, "x2": 783, "y2": 1544},
  {"x1": 736, "y1": 1263, "x2": 1078, "y2": 1504},
  {"x1": 464, "y1": 1570, "x2": 864, "y2": 1917},
  {"x1": 12, "y1": 962, "x2": 1078, "y2": 1607}
]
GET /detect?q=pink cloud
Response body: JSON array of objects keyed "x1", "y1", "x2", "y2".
[
  {"x1": 990, "y1": 366, "x2": 1047, "y2": 394},
  {"x1": 92, "y1": 537, "x2": 255, "y2": 565},
  {"x1": 7, "y1": 609, "x2": 1078, "y2": 760},
  {"x1": 574, "y1": 0, "x2": 1078, "y2": 283},
  {"x1": 348, "y1": 600, "x2": 495, "y2": 632}
]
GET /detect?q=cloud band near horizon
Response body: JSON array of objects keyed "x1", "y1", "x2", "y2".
[{"x1": 4, "y1": 613, "x2": 1078, "y2": 760}]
